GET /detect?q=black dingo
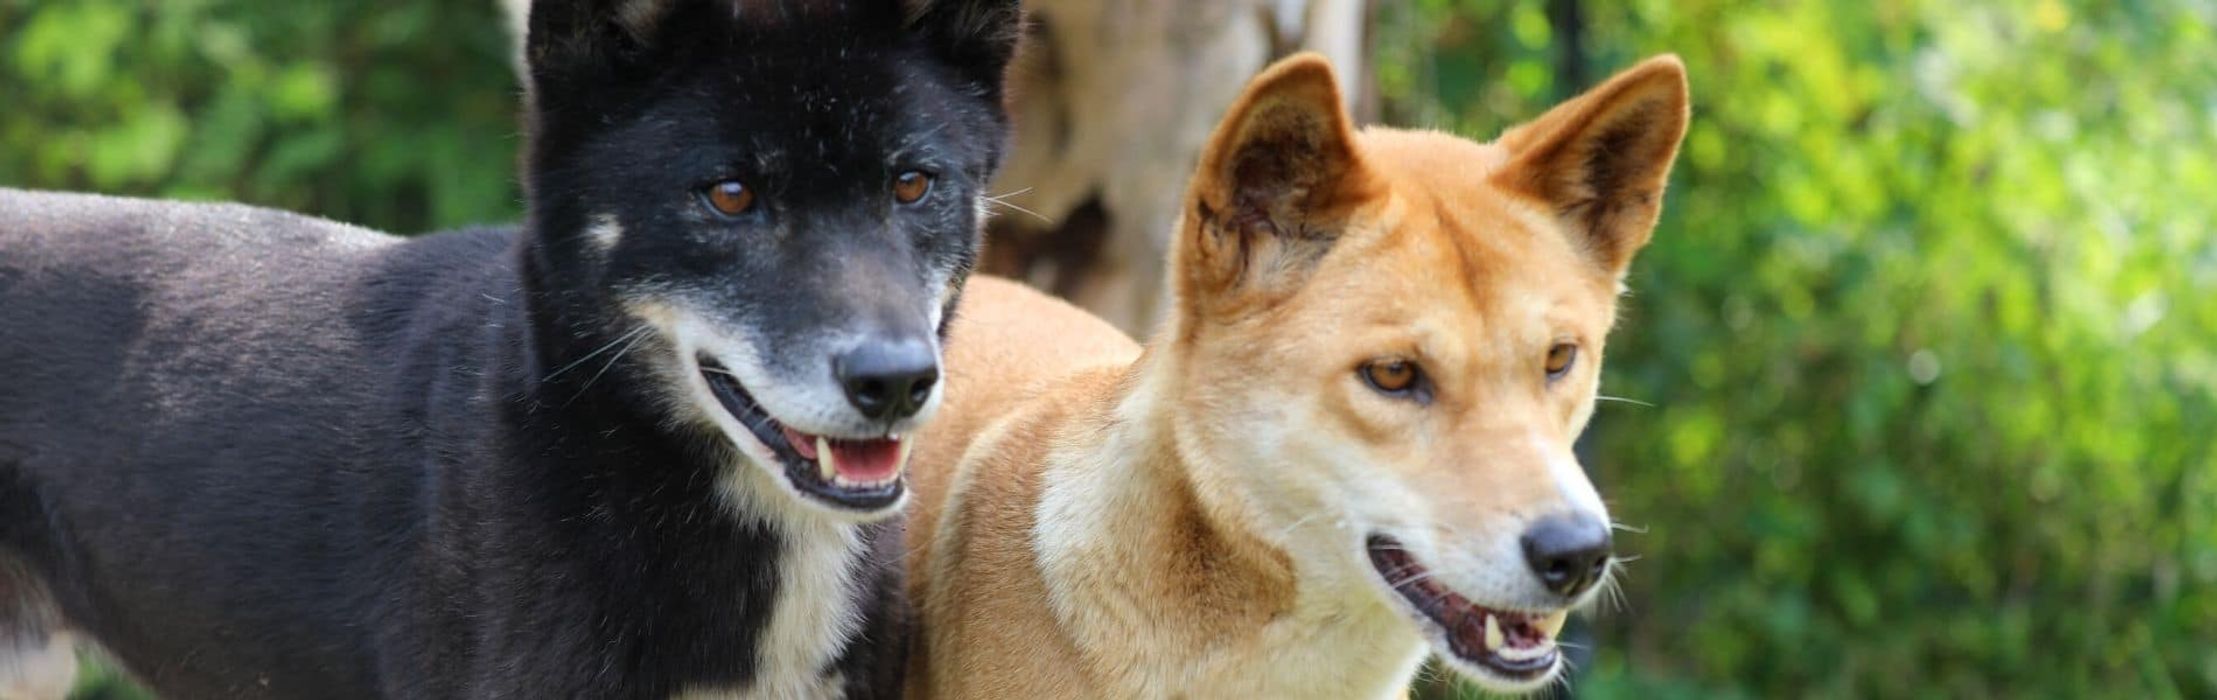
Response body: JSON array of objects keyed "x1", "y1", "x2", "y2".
[{"x1": 0, "y1": 1, "x2": 1019, "y2": 697}]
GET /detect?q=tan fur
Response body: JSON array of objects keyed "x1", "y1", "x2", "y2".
[{"x1": 909, "y1": 54, "x2": 1689, "y2": 697}]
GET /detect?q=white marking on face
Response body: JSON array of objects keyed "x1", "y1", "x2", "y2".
[
  {"x1": 686, "y1": 317, "x2": 861, "y2": 436},
  {"x1": 628, "y1": 302, "x2": 913, "y2": 524},
  {"x1": 928, "y1": 270, "x2": 953, "y2": 331},
  {"x1": 1180, "y1": 352, "x2": 1606, "y2": 694},
  {"x1": 1535, "y1": 429, "x2": 1609, "y2": 523},
  {"x1": 587, "y1": 213, "x2": 623, "y2": 251},
  {"x1": 666, "y1": 306, "x2": 941, "y2": 440}
]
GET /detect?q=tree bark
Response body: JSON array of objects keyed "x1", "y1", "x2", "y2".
[{"x1": 980, "y1": 0, "x2": 1374, "y2": 333}]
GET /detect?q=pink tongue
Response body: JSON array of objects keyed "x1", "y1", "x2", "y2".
[
  {"x1": 829, "y1": 437, "x2": 904, "y2": 482},
  {"x1": 778, "y1": 428, "x2": 904, "y2": 482},
  {"x1": 782, "y1": 427, "x2": 819, "y2": 459}
]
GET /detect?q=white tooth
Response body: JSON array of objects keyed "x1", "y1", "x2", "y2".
[
  {"x1": 894, "y1": 436, "x2": 913, "y2": 473},
  {"x1": 817, "y1": 436, "x2": 836, "y2": 481},
  {"x1": 1484, "y1": 613, "x2": 1504, "y2": 652},
  {"x1": 1537, "y1": 611, "x2": 1568, "y2": 639},
  {"x1": 1497, "y1": 641, "x2": 1555, "y2": 662}
]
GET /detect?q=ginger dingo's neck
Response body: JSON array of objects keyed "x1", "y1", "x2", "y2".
[{"x1": 1031, "y1": 355, "x2": 1427, "y2": 697}]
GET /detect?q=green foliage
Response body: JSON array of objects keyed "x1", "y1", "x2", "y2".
[
  {"x1": 0, "y1": 0, "x2": 521, "y2": 233},
  {"x1": 68, "y1": 650, "x2": 153, "y2": 700},
  {"x1": 1380, "y1": 0, "x2": 2217, "y2": 696}
]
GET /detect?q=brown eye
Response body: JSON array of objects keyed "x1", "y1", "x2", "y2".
[
  {"x1": 703, "y1": 179, "x2": 755, "y2": 217},
  {"x1": 892, "y1": 170, "x2": 933, "y2": 204},
  {"x1": 1545, "y1": 343, "x2": 1578, "y2": 379},
  {"x1": 1361, "y1": 359, "x2": 1420, "y2": 395}
]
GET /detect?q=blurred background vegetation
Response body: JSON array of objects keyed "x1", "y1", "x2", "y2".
[
  {"x1": 1376, "y1": 0, "x2": 2217, "y2": 697},
  {"x1": 0, "y1": 0, "x2": 518, "y2": 234},
  {"x1": 4, "y1": 0, "x2": 2212, "y2": 697}
]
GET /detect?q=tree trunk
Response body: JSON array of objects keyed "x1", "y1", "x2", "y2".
[{"x1": 979, "y1": 0, "x2": 1374, "y2": 333}]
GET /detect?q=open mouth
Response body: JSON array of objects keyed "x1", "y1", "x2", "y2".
[
  {"x1": 699, "y1": 357, "x2": 907, "y2": 512},
  {"x1": 1367, "y1": 534, "x2": 1566, "y2": 684}
]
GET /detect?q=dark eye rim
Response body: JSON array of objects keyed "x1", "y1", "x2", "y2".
[
  {"x1": 1545, "y1": 343, "x2": 1579, "y2": 381},
  {"x1": 893, "y1": 169, "x2": 936, "y2": 205},
  {"x1": 698, "y1": 178, "x2": 759, "y2": 218},
  {"x1": 1359, "y1": 358, "x2": 1433, "y2": 404}
]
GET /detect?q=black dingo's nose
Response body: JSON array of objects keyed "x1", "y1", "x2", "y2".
[
  {"x1": 1521, "y1": 513, "x2": 1612, "y2": 597},
  {"x1": 834, "y1": 339, "x2": 938, "y2": 421}
]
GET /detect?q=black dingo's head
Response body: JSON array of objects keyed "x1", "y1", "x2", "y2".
[{"x1": 519, "y1": 0, "x2": 1019, "y2": 520}]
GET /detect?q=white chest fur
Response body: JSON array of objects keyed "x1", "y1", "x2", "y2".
[
  {"x1": 1033, "y1": 442, "x2": 1429, "y2": 698},
  {"x1": 677, "y1": 514, "x2": 865, "y2": 700},
  {"x1": 758, "y1": 516, "x2": 865, "y2": 698}
]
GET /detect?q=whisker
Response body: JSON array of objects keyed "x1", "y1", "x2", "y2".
[
  {"x1": 1594, "y1": 394, "x2": 1654, "y2": 407},
  {"x1": 545, "y1": 325, "x2": 649, "y2": 381},
  {"x1": 566, "y1": 328, "x2": 652, "y2": 405},
  {"x1": 1597, "y1": 562, "x2": 1632, "y2": 614},
  {"x1": 1383, "y1": 570, "x2": 1436, "y2": 589},
  {"x1": 1273, "y1": 512, "x2": 1326, "y2": 539},
  {"x1": 983, "y1": 200, "x2": 1052, "y2": 225},
  {"x1": 1411, "y1": 660, "x2": 1443, "y2": 691},
  {"x1": 710, "y1": 379, "x2": 784, "y2": 430},
  {"x1": 982, "y1": 191, "x2": 1052, "y2": 224},
  {"x1": 1609, "y1": 521, "x2": 1648, "y2": 534},
  {"x1": 893, "y1": 123, "x2": 953, "y2": 153},
  {"x1": 1551, "y1": 656, "x2": 1580, "y2": 696}
]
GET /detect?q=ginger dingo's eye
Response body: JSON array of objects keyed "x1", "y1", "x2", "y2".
[
  {"x1": 1546, "y1": 343, "x2": 1579, "y2": 380},
  {"x1": 1360, "y1": 359, "x2": 1427, "y2": 401},
  {"x1": 702, "y1": 179, "x2": 757, "y2": 217},
  {"x1": 893, "y1": 170, "x2": 934, "y2": 205}
]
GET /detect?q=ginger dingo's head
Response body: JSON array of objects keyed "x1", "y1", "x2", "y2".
[{"x1": 1161, "y1": 53, "x2": 1687, "y2": 692}]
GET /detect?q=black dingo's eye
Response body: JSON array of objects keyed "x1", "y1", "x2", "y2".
[
  {"x1": 1361, "y1": 359, "x2": 1423, "y2": 398},
  {"x1": 892, "y1": 170, "x2": 933, "y2": 204},
  {"x1": 1545, "y1": 343, "x2": 1578, "y2": 379},
  {"x1": 702, "y1": 179, "x2": 756, "y2": 217}
]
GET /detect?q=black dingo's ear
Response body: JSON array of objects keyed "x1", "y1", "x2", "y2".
[
  {"x1": 524, "y1": 1, "x2": 1023, "y2": 106},
  {"x1": 905, "y1": 0, "x2": 1024, "y2": 104},
  {"x1": 1492, "y1": 55, "x2": 1690, "y2": 277},
  {"x1": 1176, "y1": 53, "x2": 1372, "y2": 316},
  {"x1": 524, "y1": 0, "x2": 672, "y2": 86}
]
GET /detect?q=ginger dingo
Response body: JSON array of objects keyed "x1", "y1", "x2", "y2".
[{"x1": 906, "y1": 52, "x2": 1689, "y2": 697}]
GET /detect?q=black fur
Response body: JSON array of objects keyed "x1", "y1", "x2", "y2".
[{"x1": 0, "y1": 0, "x2": 1016, "y2": 697}]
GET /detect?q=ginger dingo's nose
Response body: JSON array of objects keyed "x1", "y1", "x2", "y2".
[
  {"x1": 1521, "y1": 514, "x2": 1612, "y2": 597},
  {"x1": 835, "y1": 337, "x2": 940, "y2": 420}
]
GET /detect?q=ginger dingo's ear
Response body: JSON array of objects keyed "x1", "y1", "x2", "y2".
[
  {"x1": 1176, "y1": 52, "x2": 1371, "y2": 317},
  {"x1": 1493, "y1": 55, "x2": 1690, "y2": 277}
]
